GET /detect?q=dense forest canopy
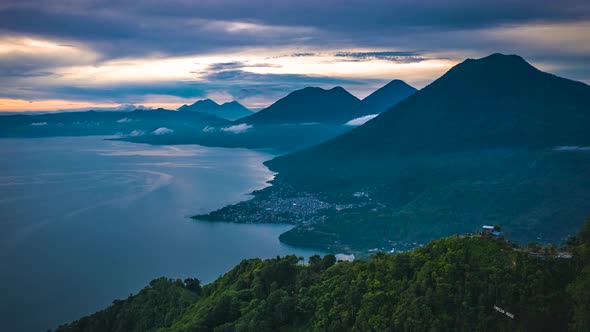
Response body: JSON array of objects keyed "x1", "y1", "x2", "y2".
[{"x1": 54, "y1": 219, "x2": 590, "y2": 332}]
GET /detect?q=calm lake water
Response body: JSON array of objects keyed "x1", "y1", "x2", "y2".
[{"x1": 0, "y1": 137, "x2": 322, "y2": 332}]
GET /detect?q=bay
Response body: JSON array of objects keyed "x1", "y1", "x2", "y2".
[{"x1": 0, "y1": 137, "x2": 321, "y2": 332}]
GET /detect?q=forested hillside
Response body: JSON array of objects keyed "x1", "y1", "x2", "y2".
[{"x1": 54, "y1": 219, "x2": 590, "y2": 332}]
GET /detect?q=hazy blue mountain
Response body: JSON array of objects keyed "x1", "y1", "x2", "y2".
[
  {"x1": 178, "y1": 99, "x2": 253, "y2": 120},
  {"x1": 0, "y1": 108, "x2": 228, "y2": 138},
  {"x1": 122, "y1": 81, "x2": 416, "y2": 150},
  {"x1": 269, "y1": 53, "x2": 590, "y2": 168},
  {"x1": 218, "y1": 101, "x2": 254, "y2": 120},
  {"x1": 178, "y1": 99, "x2": 219, "y2": 112},
  {"x1": 359, "y1": 79, "x2": 417, "y2": 115},
  {"x1": 238, "y1": 86, "x2": 362, "y2": 124},
  {"x1": 201, "y1": 54, "x2": 590, "y2": 252}
]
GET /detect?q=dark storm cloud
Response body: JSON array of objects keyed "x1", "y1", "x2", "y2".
[
  {"x1": 1, "y1": 0, "x2": 589, "y2": 59},
  {"x1": 205, "y1": 70, "x2": 365, "y2": 87},
  {"x1": 0, "y1": 8, "x2": 137, "y2": 40},
  {"x1": 0, "y1": 69, "x2": 370, "y2": 105},
  {"x1": 0, "y1": 11, "x2": 315, "y2": 63}
]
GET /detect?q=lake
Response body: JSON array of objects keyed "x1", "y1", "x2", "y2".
[{"x1": 0, "y1": 137, "x2": 322, "y2": 332}]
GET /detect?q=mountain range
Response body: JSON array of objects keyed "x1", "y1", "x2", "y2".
[
  {"x1": 0, "y1": 109, "x2": 228, "y2": 138},
  {"x1": 178, "y1": 99, "x2": 253, "y2": 121},
  {"x1": 121, "y1": 81, "x2": 415, "y2": 150},
  {"x1": 200, "y1": 53, "x2": 590, "y2": 253},
  {"x1": 0, "y1": 80, "x2": 415, "y2": 150},
  {"x1": 238, "y1": 86, "x2": 363, "y2": 124},
  {"x1": 238, "y1": 80, "x2": 416, "y2": 125},
  {"x1": 269, "y1": 53, "x2": 590, "y2": 159},
  {"x1": 357, "y1": 79, "x2": 417, "y2": 116}
]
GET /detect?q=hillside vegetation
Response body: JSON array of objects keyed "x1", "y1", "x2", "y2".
[{"x1": 54, "y1": 219, "x2": 590, "y2": 332}]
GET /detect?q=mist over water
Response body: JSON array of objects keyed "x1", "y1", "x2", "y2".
[{"x1": 0, "y1": 137, "x2": 321, "y2": 332}]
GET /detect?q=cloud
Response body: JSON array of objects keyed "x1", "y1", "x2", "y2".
[
  {"x1": 153, "y1": 127, "x2": 174, "y2": 135},
  {"x1": 335, "y1": 253, "x2": 355, "y2": 262},
  {"x1": 129, "y1": 129, "x2": 145, "y2": 136},
  {"x1": 345, "y1": 114, "x2": 379, "y2": 126},
  {"x1": 0, "y1": 98, "x2": 121, "y2": 112},
  {"x1": 4, "y1": 1, "x2": 587, "y2": 40},
  {"x1": 0, "y1": 36, "x2": 99, "y2": 79},
  {"x1": 116, "y1": 104, "x2": 151, "y2": 111},
  {"x1": 334, "y1": 51, "x2": 430, "y2": 63},
  {"x1": 221, "y1": 123, "x2": 253, "y2": 134},
  {"x1": 291, "y1": 52, "x2": 316, "y2": 57},
  {"x1": 554, "y1": 146, "x2": 590, "y2": 151},
  {"x1": 0, "y1": 1, "x2": 589, "y2": 110},
  {"x1": 203, "y1": 61, "x2": 282, "y2": 74},
  {"x1": 206, "y1": 61, "x2": 248, "y2": 72},
  {"x1": 2, "y1": 1, "x2": 588, "y2": 61},
  {"x1": 204, "y1": 69, "x2": 363, "y2": 86},
  {"x1": 9, "y1": 82, "x2": 207, "y2": 103}
]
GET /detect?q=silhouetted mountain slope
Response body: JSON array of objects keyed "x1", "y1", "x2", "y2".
[
  {"x1": 218, "y1": 101, "x2": 253, "y2": 120},
  {"x1": 239, "y1": 86, "x2": 362, "y2": 124},
  {"x1": 178, "y1": 99, "x2": 219, "y2": 113},
  {"x1": 200, "y1": 54, "x2": 590, "y2": 252},
  {"x1": 359, "y1": 79, "x2": 417, "y2": 115},
  {"x1": 178, "y1": 99, "x2": 252, "y2": 120},
  {"x1": 271, "y1": 54, "x2": 590, "y2": 166}
]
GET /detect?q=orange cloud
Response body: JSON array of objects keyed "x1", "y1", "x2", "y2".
[{"x1": 0, "y1": 98, "x2": 119, "y2": 112}]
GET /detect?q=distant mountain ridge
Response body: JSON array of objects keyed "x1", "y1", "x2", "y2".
[
  {"x1": 238, "y1": 86, "x2": 363, "y2": 124},
  {"x1": 0, "y1": 80, "x2": 417, "y2": 145},
  {"x1": 178, "y1": 99, "x2": 253, "y2": 120},
  {"x1": 0, "y1": 108, "x2": 228, "y2": 138},
  {"x1": 237, "y1": 81, "x2": 416, "y2": 125},
  {"x1": 359, "y1": 79, "x2": 417, "y2": 116}
]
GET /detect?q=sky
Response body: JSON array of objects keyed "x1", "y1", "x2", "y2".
[{"x1": 0, "y1": 0, "x2": 589, "y2": 112}]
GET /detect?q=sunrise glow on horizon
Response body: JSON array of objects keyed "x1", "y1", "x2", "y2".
[{"x1": 1, "y1": 1, "x2": 589, "y2": 112}]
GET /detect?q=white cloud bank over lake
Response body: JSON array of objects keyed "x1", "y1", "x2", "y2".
[
  {"x1": 221, "y1": 123, "x2": 253, "y2": 134},
  {"x1": 153, "y1": 127, "x2": 174, "y2": 135},
  {"x1": 129, "y1": 129, "x2": 145, "y2": 137},
  {"x1": 345, "y1": 114, "x2": 378, "y2": 126},
  {"x1": 555, "y1": 146, "x2": 590, "y2": 151}
]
